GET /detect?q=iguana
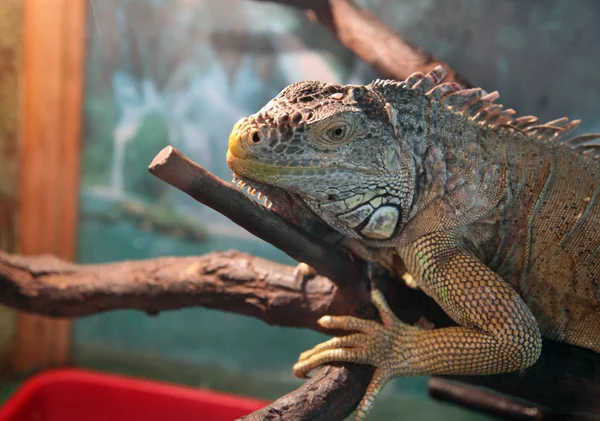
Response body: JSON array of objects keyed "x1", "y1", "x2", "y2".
[{"x1": 226, "y1": 65, "x2": 600, "y2": 420}]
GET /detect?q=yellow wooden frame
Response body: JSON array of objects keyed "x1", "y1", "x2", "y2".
[{"x1": 13, "y1": 0, "x2": 87, "y2": 373}]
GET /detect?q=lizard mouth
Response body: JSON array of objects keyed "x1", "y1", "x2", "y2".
[
  {"x1": 227, "y1": 148, "x2": 306, "y2": 223},
  {"x1": 229, "y1": 169, "x2": 344, "y2": 242},
  {"x1": 227, "y1": 149, "x2": 316, "y2": 217},
  {"x1": 231, "y1": 173, "x2": 275, "y2": 209},
  {"x1": 229, "y1": 171, "x2": 310, "y2": 226}
]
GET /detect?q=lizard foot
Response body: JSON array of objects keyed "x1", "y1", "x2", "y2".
[{"x1": 293, "y1": 288, "x2": 414, "y2": 420}]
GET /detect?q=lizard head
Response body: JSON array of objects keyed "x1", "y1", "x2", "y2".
[{"x1": 226, "y1": 78, "x2": 417, "y2": 244}]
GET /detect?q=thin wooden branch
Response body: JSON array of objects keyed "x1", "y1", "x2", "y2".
[
  {"x1": 428, "y1": 378, "x2": 599, "y2": 421},
  {"x1": 428, "y1": 378, "x2": 546, "y2": 421},
  {"x1": 148, "y1": 146, "x2": 371, "y2": 309}
]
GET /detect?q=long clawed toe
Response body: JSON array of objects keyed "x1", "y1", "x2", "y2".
[
  {"x1": 293, "y1": 317, "x2": 378, "y2": 378},
  {"x1": 293, "y1": 347, "x2": 372, "y2": 378},
  {"x1": 297, "y1": 333, "x2": 365, "y2": 362}
]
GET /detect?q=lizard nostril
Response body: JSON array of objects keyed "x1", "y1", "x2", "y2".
[{"x1": 251, "y1": 131, "x2": 262, "y2": 143}]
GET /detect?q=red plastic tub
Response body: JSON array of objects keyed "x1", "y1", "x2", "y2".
[{"x1": 0, "y1": 368, "x2": 269, "y2": 421}]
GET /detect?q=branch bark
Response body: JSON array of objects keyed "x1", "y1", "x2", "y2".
[
  {"x1": 428, "y1": 378, "x2": 546, "y2": 421},
  {"x1": 239, "y1": 365, "x2": 373, "y2": 421},
  {"x1": 0, "y1": 250, "x2": 345, "y2": 325},
  {"x1": 255, "y1": 0, "x2": 470, "y2": 86}
]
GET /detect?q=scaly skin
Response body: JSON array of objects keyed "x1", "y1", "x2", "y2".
[{"x1": 226, "y1": 66, "x2": 600, "y2": 420}]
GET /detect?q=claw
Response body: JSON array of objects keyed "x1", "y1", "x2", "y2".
[
  {"x1": 293, "y1": 347, "x2": 373, "y2": 379},
  {"x1": 297, "y1": 333, "x2": 365, "y2": 363},
  {"x1": 401, "y1": 272, "x2": 419, "y2": 289},
  {"x1": 317, "y1": 314, "x2": 380, "y2": 332},
  {"x1": 293, "y1": 262, "x2": 317, "y2": 282}
]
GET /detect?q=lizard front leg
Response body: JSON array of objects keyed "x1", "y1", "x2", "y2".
[{"x1": 293, "y1": 231, "x2": 542, "y2": 420}]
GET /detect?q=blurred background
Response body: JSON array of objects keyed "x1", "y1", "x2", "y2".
[{"x1": 0, "y1": 0, "x2": 599, "y2": 419}]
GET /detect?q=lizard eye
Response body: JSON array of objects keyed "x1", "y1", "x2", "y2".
[
  {"x1": 326, "y1": 123, "x2": 350, "y2": 142},
  {"x1": 310, "y1": 115, "x2": 357, "y2": 150}
]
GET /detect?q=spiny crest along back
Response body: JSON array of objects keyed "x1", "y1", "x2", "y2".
[{"x1": 371, "y1": 65, "x2": 600, "y2": 157}]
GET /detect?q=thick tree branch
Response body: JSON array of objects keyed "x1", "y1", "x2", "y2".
[
  {"x1": 0, "y1": 250, "x2": 347, "y2": 325},
  {"x1": 255, "y1": 0, "x2": 470, "y2": 86},
  {"x1": 240, "y1": 365, "x2": 373, "y2": 421}
]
